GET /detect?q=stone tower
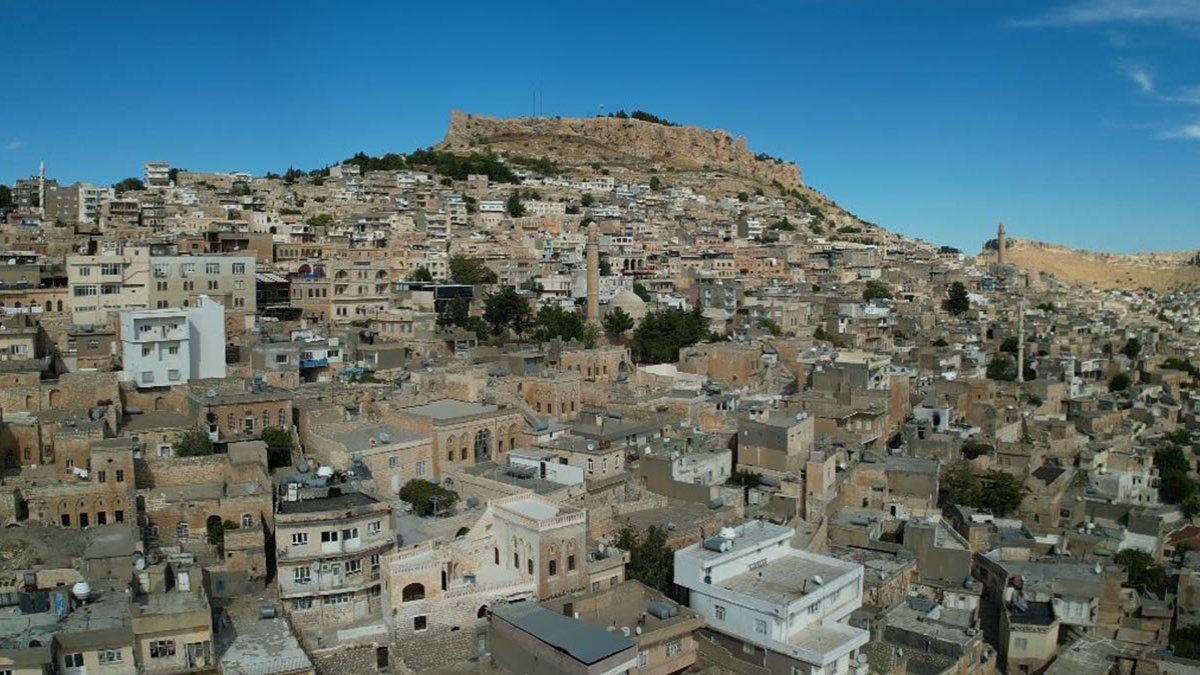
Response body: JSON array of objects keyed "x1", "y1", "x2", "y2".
[
  {"x1": 585, "y1": 224, "x2": 600, "y2": 324},
  {"x1": 997, "y1": 221, "x2": 1007, "y2": 265}
]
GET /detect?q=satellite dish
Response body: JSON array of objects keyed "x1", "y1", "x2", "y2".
[{"x1": 378, "y1": 432, "x2": 391, "y2": 444}]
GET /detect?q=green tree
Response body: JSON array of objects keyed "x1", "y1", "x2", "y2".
[
  {"x1": 533, "y1": 304, "x2": 587, "y2": 343},
  {"x1": 399, "y1": 479, "x2": 459, "y2": 517},
  {"x1": 602, "y1": 307, "x2": 635, "y2": 338},
  {"x1": 112, "y1": 177, "x2": 144, "y2": 194},
  {"x1": 599, "y1": 253, "x2": 612, "y2": 276},
  {"x1": 409, "y1": 266, "x2": 434, "y2": 282},
  {"x1": 980, "y1": 471, "x2": 1025, "y2": 517},
  {"x1": 305, "y1": 213, "x2": 334, "y2": 227},
  {"x1": 770, "y1": 217, "x2": 796, "y2": 232},
  {"x1": 726, "y1": 469, "x2": 762, "y2": 488},
  {"x1": 505, "y1": 191, "x2": 525, "y2": 217},
  {"x1": 940, "y1": 463, "x2": 982, "y2": 508},
  {"x1": 614, "y1": 525, "x2": 674, "y2": 593},
  {"x1": 1159, "y1": 472, "x2": 1196, "y2": 505},
  {"x1": 632, "y1": 282, "x2": 652, "y2": 303},
  {"x1": 1000, "y1": 336, "x2": 1020, "y2": 356},
  {"x1": 207, "y1": 519, "x2": 238, "y2": 547},
  {"x1": 1155, "y1": 445, "x2": 1190, "y2": 475},
  {"x1": 449, "y1": 255, "x2": 498, "y2": 285},
  {"x1": 986, "y1": 354, "x2": 1018, "y2": 382},
  {"x1": 648, "y1": 176, "x2": 662, "y2": 191},
  {"x1": 862, "y1": 280, "x2": 892, "y2": 301},
  {"x1": 0, "y1": 184, "x2": 12, "y2": 209},
  {"x1": 944, "y1": 281, "x2": 970, "y2": 315},
  {"x1": 437, "y1": 297, "x2": 488, "y2": 338},
  {"x1": 176, "y1": 428, "x2": 214, "y2": 457},
  {"x1": 737, "y1": 191, "x2": 749, "y2": 202},
  {"x1": 757, "y1": 318, "x2": 783, "y2": 337},
  {"x1": 580, "y1": 193, "x2": 595, "y2": 207},
  {"x1": 630, "y1": 306, "x2": 710, "y2": 364},
  {"x1": 1109, "y1": 372, "x2": 1132, "y2": 392},
  {"x1": 932, "y1": 338, "x2": 949, "y2": 347},
  {"x1": 1122, "y1": 337, "x2": 1142, "y2": 360},
  {"x1": 483, "y1": 287, "x2": 532, "y2": 337},
  {"x1": 262, "y1": 426, "x2": 294, "y2": 452},
  {"x1": 1114, "y1": 549, "x2": 1168, "y2": 596}
]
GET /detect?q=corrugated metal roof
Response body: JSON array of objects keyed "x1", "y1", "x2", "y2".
[{"x1": 492, "y1": 603, "x2": 634, "y2": 665}]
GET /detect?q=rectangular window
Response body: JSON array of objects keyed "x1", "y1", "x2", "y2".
[
  {"x1": 74, "y1": 285, "x2": 97, "y2": 296},
  {"x1": 101, "y1": 263, "x2": 120, "y2": 275},
  {"x1": 153, "y1": 263, "x2": 170, "y2": 278},
  {"x1": 568, "y1": 554, "x2": 576, "y2": 571},
  {"x1": 233, "y1": 262, "x2": 247, "y2": 274},
  {"x1": 78, "y1": 266, "x2": 91, "y2": 276},
  {"x1": 1014, "y1": 637, "x2": 1028, "y2": 651},
  {"x1": 150, "y1": 640, "x2": 176, "y2": 658},
  {"x1": 548, "y1": 560, "x2": 557, "y2": 577},
  {"x1": 291, "y1": 532, "x2": 308, "y2": 546},
  {"x1": 638, "y1": 651, "x2": 649, "y2": 668},
  {"x1": 208, "y1": 280, "x2": 218, "y2": 290},
  {"x1": 368, "y1": 520, "x2": 381, "y2": 534},
  {"x1": 291, "y1": 598, "x2": 312, "y2": 610},
  {"x1": 182, "y1": 262, "x2": 195, "y2": 274},
  {"x1": 97, "y1": 470, "x2": 106, "y2": 483},
  {"x1": 98, "y1": 648, "x2": 123, "y2": 664},
  {"x1": 666, "y1": 639, "x2": 682, "y2": 657},
  {"x1": 321, "y1": 530, "x2": 339, "y2": 543},
  {"x1": 168, "y1": 369, "x2": 181, "y2": 381},
  {"x1": 141, "y1": 371, "x2": 154, "y2": 384},
  {"x1": 116, "y1": 469, "x2": 125, "y2": 482},
  {"x1": 324, "y1": 593, "x2": 351, "y2": 605},
  {"x1": 206, "y1": 262, "x2": 220, "y2": 274},
  {"x1": 714, "y1": 605, "x2": 726, "y2": 620},
  {"x1": 142, "y1": 345, "x2": 152, "y2": 357},
  {"x1": 370, "y1": 553, "x2": 381, "y2": 570},
  {"x1": 346, "y1": 559, "x2": 362, "y2": 575},
  {"x1": 293, "y1": 566, "x2": 311, "y2": 584},
  {"x1": 414, "y1": 616, "x2": 427, "y2": 631},
  {"x1": 754, "y1": 618, "x2": 767, "y2": 634},
  {"x1": 103, "y1": 283, "x2": 123, "y2": 294},
  {"x1": 64, "y1": 653, "x2": 84, "y2": 668},
  {"x1": 416, "y1": 460, "x2": 427, "y2": 477},
  {"x1": 167, "y1": 345, "x2": 179, "y2": 355}
]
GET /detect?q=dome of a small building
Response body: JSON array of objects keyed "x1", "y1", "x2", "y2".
[{"x1": 608, "y1": 289, "x2": 648, "y2": 321}]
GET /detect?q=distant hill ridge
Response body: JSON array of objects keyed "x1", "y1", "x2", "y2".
[
  {"x1": 987, "y1": 238, "x2": 1200, "y2": 291},
  {"x1": 437, "y1": 110, "x2": 804, "y2": 188}
]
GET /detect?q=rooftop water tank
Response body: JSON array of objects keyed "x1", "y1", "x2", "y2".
[{"x1": 71, "y1": 581, "x2": 91, "y2": 602}]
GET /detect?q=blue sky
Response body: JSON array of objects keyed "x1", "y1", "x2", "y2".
[{"x1": 3, "y1": 0, "x2": 1199, "y2": 253}]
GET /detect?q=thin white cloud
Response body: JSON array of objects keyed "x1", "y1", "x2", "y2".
[
  {"x1": 1164, "y1": 85, "x2": 1200, "y2": 104},
  {"x1": 1157, "y1": 121, "x2": 1200, "y2": 139},
  {"x1": 1119, "y1": 63, "x2": 1156, "y2": 92},
  {"x1": 1018, "y1": 0, "x2": 1200, "y2": 32},
  {"x1": 3, "y1": 139, "x2": 22, "y2": 151}
]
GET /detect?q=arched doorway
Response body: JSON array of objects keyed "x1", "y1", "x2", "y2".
[
  {"x1": 474, "y1": 429, "x2": 492, "y2": 462},
  {"x1": 154, "y1": 397, "x2": 166, "y2": 411},
  {"x1": 477, "y1": 605, "x2": 489, "y2": 618}
]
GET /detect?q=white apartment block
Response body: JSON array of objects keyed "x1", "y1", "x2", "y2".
[
  {"x1": 120, "y1": 295, "x2": 225, "y2": 388},
  {"x1": 144, "y1": 162, "x2": 171, "y2": 187},
  {"x1": 674, "y1": 521, "x2": 869, "y2": 675}
]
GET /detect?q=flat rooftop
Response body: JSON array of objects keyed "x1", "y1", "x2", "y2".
[
  {"x1": 492, "y1": 602, "x2": 634, "y2": 666},
  {"x1": 498, "y1": 497, "x2": 564, "y2": 521},
  {"x1": 679, "y1": 520, "x2": 792, "y2": 562},
  {"x1": 403, "y1": 398, "x2": 498, "y2": 421},
  {"x1": 325, "y1": 424, "x2": 428, "y2": 449},
  {"x1": 720, "y1": 554, "x2": 851, "y2": 605},
  {"x1": 218, "y1": 616, "x2": 313, "y2": 675},
  {"x1": 277, "y1": 490, "x2": 378, "y2": 515}
]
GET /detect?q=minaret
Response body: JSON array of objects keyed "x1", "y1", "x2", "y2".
[
  {"x1": 1017, "y1": 296, "x2": 1025, "y2": 382},
  {"x1": 585, "y1": 224, "x2": 600, "y2": 325},
  {"x1": 38, "y1": 161, "x2": 46, "y2": 218},
  {"x1": 997, "y1": 221, "x2": 1007, "y2": 265}
]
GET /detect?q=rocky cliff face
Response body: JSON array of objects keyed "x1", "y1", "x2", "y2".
[{"x1": 438, "y1": 110, "x2": 804, "y2": 187}]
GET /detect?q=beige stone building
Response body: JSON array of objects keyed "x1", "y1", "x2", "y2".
[{"x1": 276, "y1": 488, "x2": 394, "y2": 628}]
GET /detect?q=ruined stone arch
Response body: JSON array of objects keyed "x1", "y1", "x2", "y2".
[
  {"x1": 401, "y1": 583, "x2": 425, "y2": 602},
  {"x1": 154, "y1": 397, "x2": 166, "y2": 411}
]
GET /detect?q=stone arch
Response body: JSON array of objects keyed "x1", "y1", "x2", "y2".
[
  {"x1": 154, "y1": 397, "x2": 166, "y2": 411},
  {"x1": 56, "y1": 300, "x2": 63, "y2": 312},
  {"x1": 474, "y1": 429, "x2": 492, "y2": 462},
  {"x1": 401, "y1": 583, "x2": 425, "y2": 602},
  {"x1": 48, "y1": 390, "x2": 64, "y2": 407}
]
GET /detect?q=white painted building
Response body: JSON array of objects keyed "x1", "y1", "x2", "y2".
[
  {"x1": 674, "y1": 521, "x2": 869, "y2": 675},
  {"x1": 120, "y1": 295, "x2": 225, "y2": 388}
]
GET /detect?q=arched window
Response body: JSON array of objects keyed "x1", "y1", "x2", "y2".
[
  {"x1": 262, "y1": 410, "x2": 270, "y2": 429},
  {"x1": 278, "y1": 408, "x2": 288, "y2": 427},
  {"x1": 401, "y1": 583, "x2": 426, "y2": 602},
  {"x1": 242, "y1": 514, "x2": 253, "y2": 528}
]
